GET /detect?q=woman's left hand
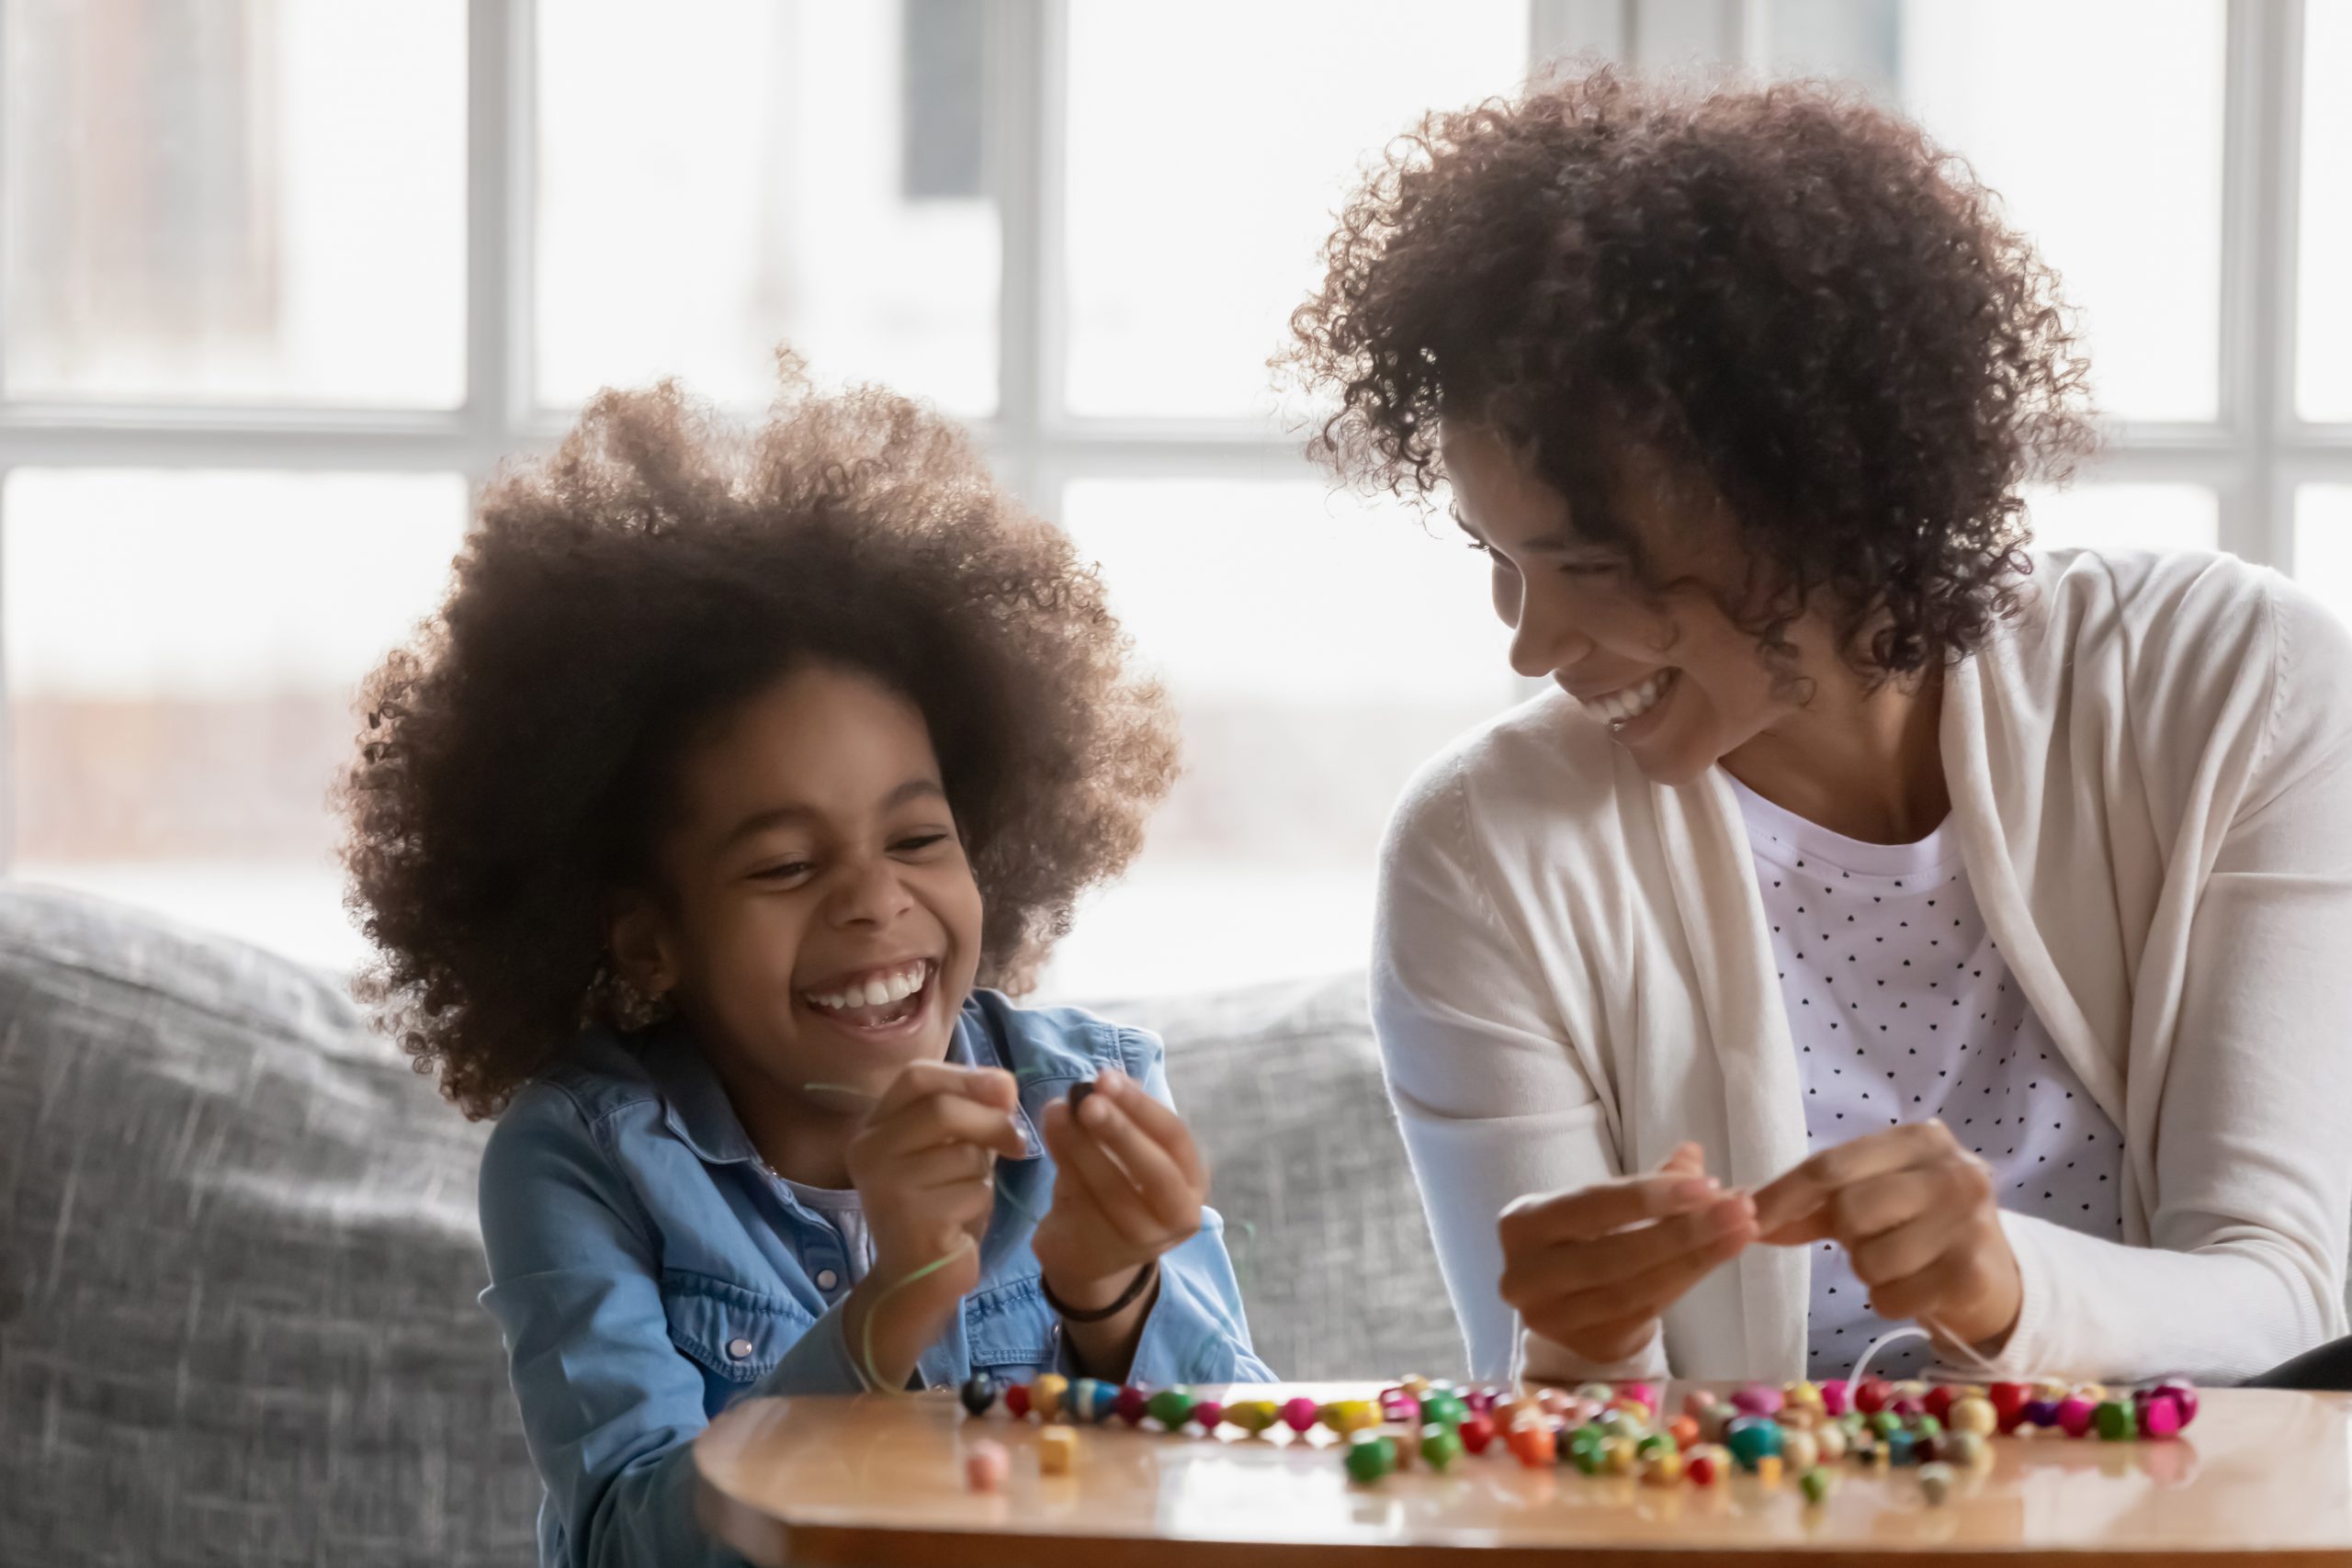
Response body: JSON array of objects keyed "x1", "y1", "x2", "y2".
[
  {"x1": 1751, "y1": 1119, "x2": 2022, "y2": 1351},
  {"x1": 1031, "y1": 1066, "x2": 1210, "y2": 1313}
]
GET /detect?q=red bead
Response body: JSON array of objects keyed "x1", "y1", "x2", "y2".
[
  {"x1": 1190, "y1": 1399, "x2": 1225, "y2": 1433},
  {"x1": 1005, "y1": 1383, "x2": 1031, "y2": 1420},
  {"x1": 1281, "y1": 1396, "x2": 1320, "y2": 1434},
  {"x1": 1924, "y1": 1386, "x2": 1958, "y2": 1423},
  {"x1": 1892, "y1": 1397, "x2": 1923, "y2": 1419},
  {"x1": 1114, "y1": 1385, "x2": 1149, "y2": 1426},
  {"x1": 1854, "y1": 1379, "x2": 1893, "y2": 1416},
  {"x1": 1507, "y1": 1424, "x2": 1556, "y2": 1468},
  {"x1": 1458, "y1": 1414, "x2": 1497, "y2": 1455},
  {"x1": 1686, "y1": 1452, "x2": 1720, "y2": 1487},
  {"x1": 1989, "y1": 1382, "x2": 2030, "y2": 1433}
]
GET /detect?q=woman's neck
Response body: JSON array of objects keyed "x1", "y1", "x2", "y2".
[{"x1": 1721, "y1": 660, "x2": 1948, "y2": 844}]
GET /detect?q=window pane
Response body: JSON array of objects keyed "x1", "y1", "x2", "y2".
[
  {"x1": 3, "y1": 0, "x2": 465, "y2": 406},
  {"x1": 1037, "y1": 479, "x2": 1515, "y2": 998},
  {"x1": 2023, "y1": 483, "x2": 2220, "y2": 556},
  {"x1": 2300, "y1": 0, "x2": 2352, "y2": 422},
  {"x1": 2294, "y1": 486, "x2": 2352, "y2": 626},
  {"x1": 1061, "y1": 1, "x2": 1529, "y2": 421},
  {"x1": 1862, "y1": 1, "x2": 2225, "y2": 423},
  {"x1": 6, "y1": 471, "x2": 469, "y2": 968},
  {"x1": 536, "y1": 0, "x2": 998, "y2": 415}
]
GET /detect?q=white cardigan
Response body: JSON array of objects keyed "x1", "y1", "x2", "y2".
[{"x1": 1373, "y1": 548, "x2": 2352, "y2": 1386}]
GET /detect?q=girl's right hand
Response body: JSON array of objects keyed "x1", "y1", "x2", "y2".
[
  {"x1": 841, "y1": 1061, "x2": 1028, "y2": 1380},
  {"x1": 1496, "y1": 1142, "x2": 1757, "y2": 1366}
]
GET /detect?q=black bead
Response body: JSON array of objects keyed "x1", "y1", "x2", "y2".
[
  {"x1": 960, "y1": 1372, "x2": 998, "y2": 1416},
  {"x1": 1069, "y1": 1078, "x2": 1098, "y2": 1116}
]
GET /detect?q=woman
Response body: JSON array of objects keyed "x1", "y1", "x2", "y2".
[{"x1": 1286, "y1": 66, "x2": 2352, "y2": 1387}]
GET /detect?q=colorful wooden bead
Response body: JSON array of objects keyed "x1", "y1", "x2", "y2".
[
  {"x1": 1668, "y1": 1415, "x2": 1702, "y2": 1450},
  {"x1": 1508, "y1": 1423, "x2": 1557, "y2": 1468},
  {"x1": 2140, "y1": 1382, "x2": 2199, "y2": 1432},
  {"x1": 1115, "y1": 1384, "x2": 1150, "y2": 1427},
  {"x1": 1039, "y1": 1424, "x2": 1079, "y2": 1475},
  {"x1": 1064, "y1": 1379, "x2": 1116, "y2": 1424},
  {"x1": 1224, "y1": 1398, "x2": 1279, "y2": 1435},
  {"x1": 1605, "y1": 1435, "x2": 1639, "y2": 1475},
  {"x1": 1321, "y1": 1400, "x2": 1379, "y2": 1437},
  {"x1": 2056, "y1": 1396, "x2": 2097, "y2": 1438},
  {"x1": 1683, "y1": 1388, "x2": 1722, "y2": 1419},
  {"x1": 1459, "y1": 1413, "x2": 1497, "y2": 1455},
  {"x1": 2023, "y1": 1399, "x2": 2062, "y2": 1429},
  {"x1": 1421, "y1": 1423, "x2": 1465, "y2": 1472},
  {"x1": 1732, "y1": 1383, "x2": 1784, "y2": 1417},
  {"x1": 1148, "y1": 1388, "x2": 1195, "y2": 1430},
  {"x1": 1620, "y1": 1381, "x2": 1660, "y2": 1413},
  {"x1": 1988, "y1": 1382, "x2": 2030, "y2": 1432},
  {"x1": 1949, "y1": 1396, "x2": 1997, "y2": 1437},
  {"x1": 1853, "y1": 1378, "x2": 1894, "y2": 1416},
  {"x1": 1345, "y1": 1431, "x2": 1396, "y2": 1484},
  {"x1": 1190, "y1": 1399, "x2": 1226, "y2": 1434},
  {"x1": 1724, "y1": 1416, "x2": 1785, "y2": 1472},
  {"x1": 2095, "y1": 1400, "x2": 2138, "y2": 1441},
  {"x1": 1686, "y1": 1449, "x2": 1722, "y2": 1487},
  {"x1": 1754, "y1": 1454, "x2": 1784, "y2": 1487},
  {"x1": 965, "y1": 1438, "x2": 1011, "y2": 1492},
  {"x1": 1279, "y1": 1396, "x2": 1320, "y2": 1435},
  {"x1": 1401, "y1": 1375, "x2": 1432, "y2": 1398},
  {"x1": 1782, "y1": 1429, "x2": 1821, "y2": 1472},
  {"x1": 1421, "y1": 1390, "x2": 1470, "y2": 1429},
  {"x1": 2140, "y1": 1393, "x2": 2184, "y2": 1440},
  {"x1": 1819, "y1": 1379, "x2": 1851, "y2": 1417},
  {"x1": 1644, "y1": 1450, "x2": 1685, "y2": 1487},
  {"x1": 1800, "y1": 1465, "x2": 1835, "y2": 1506},
  {"x1": 1886, "y1": 1430, "x2": 1918, "y2": 1467},
  {"x1": 1031, "y1": 1373, "x2": 1069, "y2": 1422},
  {"x1": 959, "y1": 1373, "x2": 998, "y2": 1417},
  {"x1": 1784, "y1": 1380, "x2": 1826, "y2": 1413},
  {"x1": 1699, "y1": 1403, "x2": 1735, "y2": 1444},
  {"x1": 1917, "y1": 1461, "x2": 1955, "y2": 1506},
  {"x1": 1567, "y1": 1428, "x2": 1608, "y2": 1475},
  {"x1": 1814, "y1": 1421, "x2": 1849, "y2": 1463},
  {"x1": 1574, "y1": 1382, "x2": 1616, "y2": 1405},
  {"x1": 1923, "y1": 1384, "x2": 1958, "y2": 1424},
  {"x1": 1004, "y1": 1382, "x2": 1031, "y2": 1420},
  {"x1": 1465, "y1": 1389, "x2": 1498, "y2": 1417}
]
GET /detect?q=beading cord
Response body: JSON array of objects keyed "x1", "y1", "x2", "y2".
[{"x1": 1848, "y1": 1314, "x2": 2007, "y2": 1392}]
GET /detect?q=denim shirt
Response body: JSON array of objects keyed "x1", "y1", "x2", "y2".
[{"x1": 478, "y1": 990, "x2": 1273, "y2": 1568}]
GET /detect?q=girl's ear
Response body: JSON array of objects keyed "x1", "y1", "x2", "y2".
[{"x1": 606, "y1": 891, "x2": 680, "y2": 1003}]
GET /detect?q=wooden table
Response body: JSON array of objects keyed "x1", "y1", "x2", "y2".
[{"x1": 695, "y1": 1382, "x2": 2352, "y2": 1565}]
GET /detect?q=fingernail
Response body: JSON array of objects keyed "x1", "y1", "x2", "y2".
[
  {"x1": 1097, "y1": 1066, "x2": 1126, "y2": 1092},
  {"x1": 1672, "y1": 1179, "x2": 1714, "y2": 1202},
  {"x1": 1080, "y1": 1095, "x2": 1109, "y2": 1127}
]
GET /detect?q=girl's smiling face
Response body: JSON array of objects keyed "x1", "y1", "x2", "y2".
[
  {"x1": 1441, "y1": 420, "x2": 1806, "y2": 787},
  {"x1": 612, "y1": 662, "x2": 986, "y2": 1105}
]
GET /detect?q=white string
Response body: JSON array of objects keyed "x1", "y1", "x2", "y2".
[{"x1": 1848, "y1": 1314, "x2": 2008, "y2": 1391}]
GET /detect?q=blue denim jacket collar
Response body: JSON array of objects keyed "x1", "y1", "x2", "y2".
[{"x1": 638, "y1": 1006, "x2": 1049, "y2": 1176}]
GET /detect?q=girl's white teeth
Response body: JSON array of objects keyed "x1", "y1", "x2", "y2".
[
  {"x1": 810, "y1": 963, "x2": 928, "y2": 1013},
  {"x1": 1591, "y1": 671, "x2": 1673, "y2": 728}
]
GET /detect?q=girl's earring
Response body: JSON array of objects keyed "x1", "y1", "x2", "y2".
[{"x1": 604, "y1": 964, "x2": 675, "y2": 1032}]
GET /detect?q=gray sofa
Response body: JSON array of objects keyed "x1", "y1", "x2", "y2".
[{"x1": 0, "y1": 883, "x2": 1460, "y2": 1567}]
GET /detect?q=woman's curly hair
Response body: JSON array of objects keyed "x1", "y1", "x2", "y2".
[
  {"x1": 341, "y1": 364, "x2": 1178, "y2": 1119},
  {"x1": 1283, "y1": 64, "x2": 2097, "y2": 674}
]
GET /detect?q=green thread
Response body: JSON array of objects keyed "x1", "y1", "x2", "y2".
[{"x1": 856, "y1": 1235, "x2": 977, "y2": 1395}]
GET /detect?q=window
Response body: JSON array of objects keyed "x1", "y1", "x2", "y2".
[{"x1": 5, "y1": 0, "x2": 2347, "y2": 998}]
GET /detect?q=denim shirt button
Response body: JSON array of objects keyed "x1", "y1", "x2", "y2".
[
  {"x1": 815, "y1": 1269, "x2": 839, "y2": 1291},
  {"x1": 726, "y1": 1337, "x2": 754, "y2": 1361}
]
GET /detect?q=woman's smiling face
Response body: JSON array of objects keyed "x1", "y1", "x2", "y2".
[{"x1": 1440, "y1": 420, "x2": 1804, "y2": 787}]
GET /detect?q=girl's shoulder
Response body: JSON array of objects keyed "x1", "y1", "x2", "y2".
[{"x1": 957, "y1": 988, "x2": 1161, "y2": 1089}]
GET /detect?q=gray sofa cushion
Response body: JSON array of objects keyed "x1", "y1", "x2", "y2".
[{"x1": 0, "y1": 885, "x2": 1458, "y2": 1566}]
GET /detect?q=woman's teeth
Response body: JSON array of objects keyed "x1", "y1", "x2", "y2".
[
  {"x1": 805, "y1": 961, "x2": 931, "y2": 1015},
  {"x1": 1587, "y1": 670, "x2": 1676, "y2": 729}
]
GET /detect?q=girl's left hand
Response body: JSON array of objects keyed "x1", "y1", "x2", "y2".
[
  {"x1": 1031, "y1": 1066, "x2": 1210, "y2": 1312},
  {"x1": 1750, "y1": 1119, "x2": 2023, "y2": 1351}
]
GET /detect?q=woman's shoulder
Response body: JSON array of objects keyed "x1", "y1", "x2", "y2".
[{"x1": 1385, "y1": 685, "x2": 1626, "y2": 871}]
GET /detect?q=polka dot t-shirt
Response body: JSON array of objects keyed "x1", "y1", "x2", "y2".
[{"x1": 1730, "y1": 777, "x2": 2125, "y2": 1382}]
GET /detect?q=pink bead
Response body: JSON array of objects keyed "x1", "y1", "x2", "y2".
[
  {"x1": 1190, "y1": 1399, "x2": 1226, "y2": 1433},
  {"x1": 1464, "y1": 1389, "x2": 1497, "y2": 1416},
  {"x1": 1114, "y1": 1385, "x2": 1150, "y2": 1427},
  {"x1": 965, "y1": 1439, "x2": 1011, "y2": 1492},
  {"x1": 1731, "y1": 1383, "x2": 1784, "y2": 1417},
  {"x1": 1683, "y1": 1389, "x2": 1721, "y2": 1419},
  {"x1": 2057, "y1": 1396, "x2": 2097, "y2": 1438},
  {"x1": 1892, "y1": 1397, "x2": 1924, "y2": 1419},
  {"x1": 1382, "y1": 1393, "x2": 1421, "y2": 1426},
  {"x1": 1281, "y1": 1396, "x2": 1321, "y2": 1434},
  {"x1": 2145, "y1": 1382, "x2": 2200, "y2": 1430},
  {"x1": 1619, "y1": 1382, "x2": 1660, "y2": 1414},
  {"x1": 1819, "y1": 1380, "x2": 1850, "y2": 1417},
  {"x1": 2140, "y1": 1394, "x2": 2183, "y2": 1439}
]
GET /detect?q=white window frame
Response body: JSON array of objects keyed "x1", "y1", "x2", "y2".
[{"x1": 0, "y1": 0, "x2": 2343, "y2": 874}]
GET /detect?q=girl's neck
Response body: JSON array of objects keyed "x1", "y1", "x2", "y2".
[
  {"x1": 697, "y1": 1035, "x2": 864, "y2": 1190},
  {"x1": 1721, "y1": 660, "x2": 1947, "y2": 844}
]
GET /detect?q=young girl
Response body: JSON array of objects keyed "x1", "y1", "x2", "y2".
[
  {"x1": 1287, "y1": 67, "x2": 2352, "y2": 1389},
  {"x1": 342, "y1": 368, "x2": 1272, "y2": 1567}
]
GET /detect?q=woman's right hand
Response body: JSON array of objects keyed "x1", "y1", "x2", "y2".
[
  {"x1": 841, "y1": 1061, "x2": 1028, "y2": 1384},
  {"x1": 1496, "y1": 1142, "x2": 1757, "y2": 1366}
]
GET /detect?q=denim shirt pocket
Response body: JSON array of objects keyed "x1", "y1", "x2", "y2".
[
  {"x1": 963, "y1": 1269, "x2": 1056, "y2": 1377},
  {"x1": 662, "y1": 1270, "x2": 814, "y2": 1406}
]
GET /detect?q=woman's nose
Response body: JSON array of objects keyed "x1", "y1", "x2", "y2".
[{"x1": 1510, "y1": 611, "x2": 1595, "y2": 680}]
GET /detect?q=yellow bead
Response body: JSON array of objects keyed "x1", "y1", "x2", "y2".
[
  {"x1": 1606, "y1": 1435, "x2": 1639, "y2": 1474},
  {"x1": 1784, "y1": 1381, "x2": 1826, "y2": 1412},
  {"x1": 1644, "y1": 1450, "x2": 1685, "y2": 1486},
  {"x1": 1225, "y1": 1400, "x2": 1281, "y2": 1435},
  {"x1": 1782, "y1": 1430, "x2": 1821, "y2": 1472},
  {"x1": 1815, "y1": 1423, "x2": 1849, "y2": 1462},
  {"x1": 1755, "y1": 1454, "x2": 1783, "y2": 1487},
  {"x1": 1401, "y1": 1375, "x2": 1432, "y2": 1398},
  {"x1": 1324, "y1": 1400, "x2": 1382, "y2": 1436},
  {"x1": 1039, "y1": 1425, "x2": 1079, "y2": 1475},
  {"x1": 1030, "y1": 1373, "x2": 1069, "y2": 1422},
  {"x1": 1950, "y1": 1397, "x2": 1997, "y2": 1437}
]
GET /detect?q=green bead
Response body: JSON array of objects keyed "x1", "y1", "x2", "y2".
[
  {"x1": 1635, "y1": 1432, "x2": 1676, "y2": 1463},
  {"x1": 2095, "y1": 1400, "x2": 2138, "y2": 1441},
  {"x1": 1911, "y1": 1414, "x2": 1943, "y2": 1438},
  {"x1": 1800, "y1": 1466, "x2": 1835, "y2": 1505},
  {"x1": 1871, "y1": 1411, "x2": 1905, "y2": 1438},
  {"x1": 1420, "y1": 1423, "x2": 1464, "y2": 1472},
  {"x1": 1593, "y1": 1406, "x2": 1636, "y2": 1436},
  {"x1": 1724, "y1": 1416, "x2": 1785, "y2": 1471},
  {"x1": 1147, "y1": 1388, "x2": 1195, "y2": 1429},
  {"x1": 1419, "y1": 1391, "x2": 1469, "y2": 1429},
  {"x1": 1570, "y1": 1432, "x2": 1608, "y2": 1475},
  {"x1": 1345, "y1": 1432, "x2": 1396, "y2": 1484}
]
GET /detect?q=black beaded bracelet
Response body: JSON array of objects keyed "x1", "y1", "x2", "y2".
[{"x1": 1041, "y1": 1259, "x2": 1159, "y2": 1324}]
